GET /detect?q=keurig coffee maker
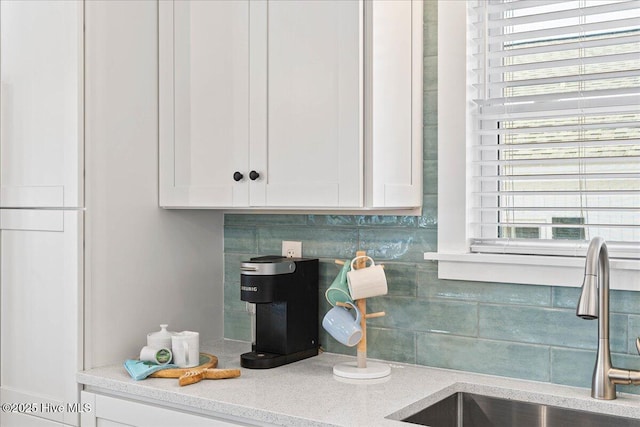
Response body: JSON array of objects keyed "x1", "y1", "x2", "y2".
[{"x1": 240, "y1": 256, "x2": 319, "y2": 369}]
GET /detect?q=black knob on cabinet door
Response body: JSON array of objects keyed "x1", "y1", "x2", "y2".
[
  {"x1": 233, "y1": 172, "x2": 244, "y2": 182},
  {"x1": 249, "y1": 170, "x2": 260, "y2": 181}
]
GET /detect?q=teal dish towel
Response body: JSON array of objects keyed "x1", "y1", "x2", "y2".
[{"x1": 124, "y1": 359, "x2": 178, "y2": 381}]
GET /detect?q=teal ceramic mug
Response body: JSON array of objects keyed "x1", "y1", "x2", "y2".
[{"x1": 325, "y1": 260, "x2": 353, "y2": 306}]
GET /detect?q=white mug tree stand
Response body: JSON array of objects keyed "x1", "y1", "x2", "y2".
[{"x1": 332, "y1": 251, "x2": 391, "y2": 379}]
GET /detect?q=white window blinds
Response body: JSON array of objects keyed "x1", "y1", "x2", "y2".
[{"x1": 469, "y1": 0, "x2": 640, "y2": 259}]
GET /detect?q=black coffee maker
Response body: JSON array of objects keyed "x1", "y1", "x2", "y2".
[{"x1": 240, "y1": 256, "x2": 319, "y2": 369}]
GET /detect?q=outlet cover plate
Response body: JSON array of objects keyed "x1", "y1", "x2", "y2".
[{"x1": 282, "y1": 241, "x2": 302, "y2": 258}]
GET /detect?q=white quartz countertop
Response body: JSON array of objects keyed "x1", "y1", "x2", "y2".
[{"x1": 78, "y1": 340, "x2": 640, "y2": 426}]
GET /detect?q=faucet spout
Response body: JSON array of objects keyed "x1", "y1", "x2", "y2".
[{"x1": 576, "y1": 237, "x2": 640, "y2": 400}]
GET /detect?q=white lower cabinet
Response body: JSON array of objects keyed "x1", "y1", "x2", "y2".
[
  {"x1": 0, "y1": 411, "x2": 64, "y2": 427},
  {"x1": 81, "y1": 392, "x2": 262, "y2": 427},
  {"x1": 0, "y1": 211, "x2": 83, "y2": 427}
]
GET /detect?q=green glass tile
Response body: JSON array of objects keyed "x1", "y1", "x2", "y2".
[
  {"x1": 358, "y1": 228, "x2": 436, "y2": 261},
  {"x1": 554, "y1": 287, "x2": 640, "y2": 315},
  {"x1": 419, "y1": 272, "x2": 551, "y2": 306},
  {"x1": 479, "y1": 305, "x2": 628, "y2": 352},
  {"x1": 550, "y1": 348, "x2": 593, "y2": 388},
  {"x1": 367, "y1": 297, "x2": 478, "y2": 336},
  {"x1": 424, "y1": 0, "x2": 438, "y2": 25},
  {"x1": 224, "y1": 280, "x2": 246, "y2": 312},
  {"x1": 380, "y1": 262, "x2": 418, "y2": 297},
  {"x1": 423, "y1": 22, "x2": 437, "y2": 57},
  {"x1": 423, "y1": 125, "x2": 438, "y2": 162},
  {"x1": 629, "y1": 316, "x2": 640, "y2": 354},
  {"x1": 552, "y1": 350, "x2": 640, "y2": 394},
  {"x1": 367, "y1": 328, "x2": 416, "y2": 364},
  {"x1": 223, "y1": 226, "x2": 256, "y2": 253},
  {"x1": 423, "y1": 91, "x2": 437, "y2": 127},
  {"x1": 416, "y1": 333, "x2": 550, "y2": 382},
  {"x1": 418, "y1": 195, "x2": 437, "y2": 228},
  {"x1": 224, "y1": 309, "x2": 251, "y2": 342},
  {"x1": 307, "y1": 215, "x2": 357, "y2": 226},
  {"x1": 224, "y1": 214, "x2": 307, "y2": 226},
  {"x1": 355, "y1": 216, "x2": 418, "y2": 227},
  {"x1": 423, "y1": 57, "x2": 437, "y2": 92},
  {"x1": 423, "y1": 159, "x2": 437, "y2": 192}
]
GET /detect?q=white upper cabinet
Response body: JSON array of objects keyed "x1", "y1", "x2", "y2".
[
  {"x1": 160, "y1": 0, "x2": 422, "y2": 211},
  {"x1": 0, "y1": 1, "x2": 83, "y2": 208}
]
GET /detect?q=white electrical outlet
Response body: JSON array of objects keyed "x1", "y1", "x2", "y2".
[{"x1": 282, "y1": 241, "x2": 302, "y2": 258}]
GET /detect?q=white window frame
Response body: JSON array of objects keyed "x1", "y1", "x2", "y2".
[{"x1": 425, "y1": 0, "x2": 640, "y2": 291}]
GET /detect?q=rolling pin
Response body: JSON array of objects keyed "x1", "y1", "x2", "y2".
[{"x1": 178, "y1": 368, "x2": 241, "y2": 386}]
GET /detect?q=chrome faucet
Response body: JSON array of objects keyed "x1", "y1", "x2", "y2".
[{"x1": 576, "y1": 237, "x2": 640, "y2": 399}]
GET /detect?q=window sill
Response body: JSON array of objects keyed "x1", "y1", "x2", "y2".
[{"x1": 423, "y1": 252, "x2": 640, "y2": 291}]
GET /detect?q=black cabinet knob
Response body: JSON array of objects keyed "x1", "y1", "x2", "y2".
[
  {"x1": 233, "y1": 172, "x2": 244, "y2": 182},
  {"x1": 249, "y1": 170, "x2": 260, "y2": 181}
]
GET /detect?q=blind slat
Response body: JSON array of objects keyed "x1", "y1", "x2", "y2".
[
  {"x1": 479, "y1": 95, "x2": 640, "y2": 115},
  {"x1": 475, "y1": 69, "x2": 640, "y2": 91},
  {"x1": 473, "y1": 206, "x2": 640, "y2": 212},
  {"x1": 482, "y1": 17, "x2": 640, "y2": 44},
  {"x1": 476, "y1": 172, "x2": 640, "y2": 181},
  {"x1": 485, "y1": 1, "x2": 640, "y2": 29},
  {"x1": 477, "y1": 121, "x2": 639, "y2": 136},
  {"x1": 478, "y1": 33, "x2": 640, "y2": 60},
  {"x1": 474, "y1": 155, "x2": 640, "y2": 166}
]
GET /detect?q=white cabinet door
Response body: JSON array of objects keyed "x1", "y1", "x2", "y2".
[
  {"x1": 0, "y1": 1, "x2": 83, "y2": 208},
  {"x1": 81, "y1": 392, "x2": 259, "y2": 427},
  {"x1": 249, "y1": 0, "x2": 362, "y2": 208},
  {"x1": 159, "y1": 0, "x2": 250, "y2": 208},
  {"x1": 0, "y1": 211, "x2": 82, "y2": 426},
  {"x1": 367, "y1": 0, "x2": 423, "y2": 208},
  {"x1": 0, "y1": 411, "x2": 64, "y2": 427}
]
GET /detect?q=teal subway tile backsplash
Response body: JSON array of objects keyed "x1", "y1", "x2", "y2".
[
  {"x1": 224, "y1": 309, "x2": 252, "y2": 342},
  {"x1": 221, "y1": 1, "x2": 640, "y2": 395},
  {"x1": 224, "y1": 227, "x2": 257, "y2": 253},
  {"x1": 418, "y1": 267, "x2": 552, "y2": 306},
  {"x1": 224, "y1": 214, "x2": 307, "y2": 226},
  {"x1": 417, "y1": 333, "x2": 550, "y2": 382},
  {"x1": 479, "y1": 305, "x2": 628, "y2": 352},
  {"x1": 367, "y1": 297, "x2": 478, "y2": 337},
  {"x1": 307, "y1": 215, "x2": 357, "y2": 227},
  {"x1": 355, "y1": 215, "x2": 418, "y2": 228},
  {"x1": 379, "y1": 263, "x2": 418, "y2": 297},
  {"x1": 358, "y1": 228, "x2": 436, "y2": 261},
  {"x1": 367, "y1": 327, "x2": 416, "y2": 364},
  {"x1": 550, "y1": 348, "x2": 594, "y2": 387}
]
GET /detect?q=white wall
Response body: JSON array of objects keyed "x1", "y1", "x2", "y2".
[{"x1": 84, "y1": 0, "x2": 224, "y2": 368}]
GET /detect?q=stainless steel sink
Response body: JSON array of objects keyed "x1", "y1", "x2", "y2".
[{"x1": 397, "y1": 392, "x2": 640, "y2": 427}]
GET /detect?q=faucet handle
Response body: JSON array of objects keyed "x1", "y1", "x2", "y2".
[{"x1": 636, "y1": 338, "x2": 640, "y2": 355}]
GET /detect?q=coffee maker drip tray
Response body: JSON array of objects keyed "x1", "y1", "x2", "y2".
[{"x1": 241, "y1": 348, "x2": 319, "y2": 369}]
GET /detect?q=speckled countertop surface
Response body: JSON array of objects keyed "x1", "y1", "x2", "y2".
[{"x1": 78, "y1": 339, "x2": 640, "y2": 426}]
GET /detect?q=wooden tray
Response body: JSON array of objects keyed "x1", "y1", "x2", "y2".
[{"x1": 148, "y1": 353, "x2": 218, "y2": 378}]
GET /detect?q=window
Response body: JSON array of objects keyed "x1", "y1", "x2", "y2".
[
  {"x1": 430, "y1": 0, "x2": 640, "y2": 290},
  {"x1": 472, "y1": 0, "x2": 640, "y2": 256}
]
